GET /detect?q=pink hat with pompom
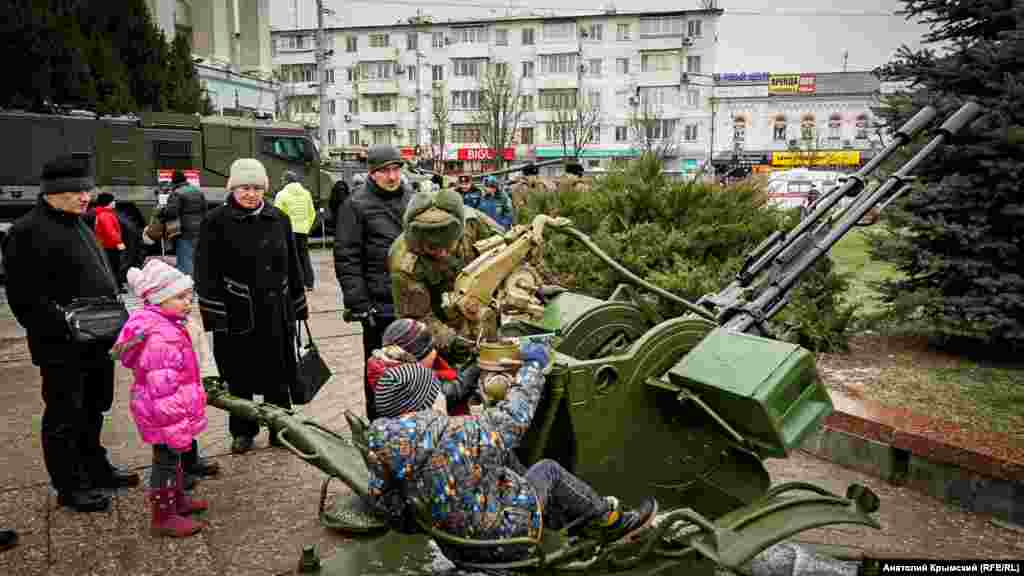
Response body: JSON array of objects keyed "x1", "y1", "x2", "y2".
[{"x1": 126, "y1": 259, "x2": 193, "y2": 305}]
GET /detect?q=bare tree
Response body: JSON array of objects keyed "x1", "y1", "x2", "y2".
[
  {"x1": 627, "y1": 98, "x2": 678, "y2": 160},
  {"x1": 431, "y1": 91, "x2": 451, "y2": 173},
  {"x1": 550, "y1": 94, "x2": 602, "y2": 161},
  {"x1": 272, "y1": 66, "x2": 299, "y2": 122},
  {"x1": 472, "y1": 65, "x2": 525, "y2": 170}
]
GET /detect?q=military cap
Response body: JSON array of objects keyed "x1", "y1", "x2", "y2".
[
  {"x1": 367, "y1": 145, "x2": 404, "y2": 173},
  {"x1": 403, "y1": 188, "x2": 465, "y2": 250}
]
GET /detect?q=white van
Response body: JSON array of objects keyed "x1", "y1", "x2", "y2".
[{"x1": 766, "y1": 169, "x2": 849, "y2": 210}]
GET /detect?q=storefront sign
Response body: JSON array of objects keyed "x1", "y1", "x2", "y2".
[
  {"x1": 535, "y1": 147, "x2": 639, "y2": 158},
  {"x1": 713, "y1": 72, "x2": 769, "y2": 83},
  {"x1": 768, "y1": 73, "x2": 817, "y2": 95},
  {"x1": 681, "y1": 159, "x2": 700, "y2": 171},
  {"x1": 157, "y1": 169, "x2": 200, "y2": 187},
  {"x1": 771, "y1": 150, "x2": 861, "y2": 167},
  {"x1": 400, "y1": 147, "x2": 418, "y2": 160},
  {"x1": 457, "y1": 147, "x2": 515, "y2": 161}
]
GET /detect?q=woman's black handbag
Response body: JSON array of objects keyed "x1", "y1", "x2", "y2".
[
  {"x1": 292, "y1": 320, "x2": 332, "y2": 405},
  {"x1": 63, "y1": 297, "x2": 129, "y2": 345}
]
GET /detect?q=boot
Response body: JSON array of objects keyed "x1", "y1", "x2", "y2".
[
  {"x1": 149, "y1": 489, "x2": 202, "y2": 538},
  {"x1": 175, "y1": 463, "x2": 208, "y2": 516},
  {"x1": 582, "y1": 496, "x2": 658, "y2": 545}
]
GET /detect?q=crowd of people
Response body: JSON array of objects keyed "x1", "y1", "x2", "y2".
[{"x1": 0, "y1": 147, "x2": 654, "y2": 563}]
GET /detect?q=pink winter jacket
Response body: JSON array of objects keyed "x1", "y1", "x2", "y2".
[{"x1": 113, "y1": 305, "x2": 208, "y2": 451}]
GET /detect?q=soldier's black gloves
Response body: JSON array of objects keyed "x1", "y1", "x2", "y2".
[{"x1": 343, "y1": 306, "x2": 377, "y2": 327}]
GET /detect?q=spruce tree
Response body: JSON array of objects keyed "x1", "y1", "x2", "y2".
[{"x1": 873, "y1": 0, "x2": 1024, "y2": 349}]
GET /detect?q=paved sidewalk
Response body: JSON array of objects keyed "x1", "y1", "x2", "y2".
[{"x1": 0, "y1": 250, "x2": 1021, "y2": 574}]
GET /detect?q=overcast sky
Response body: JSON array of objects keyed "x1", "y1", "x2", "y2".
[{"x1": 271, "y1": 0, "x2": 931, "y2": 73}]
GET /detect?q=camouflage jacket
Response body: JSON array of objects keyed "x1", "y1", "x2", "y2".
[
  {"x1": 508, "y1": 176, "x2": 556, "y2": 212},
  {"x1": 365, "y1": 360, "x2": 546, "y2": 564},
  {"x1": 388, "y1": 208, "x2": 503, "y2": 358}
]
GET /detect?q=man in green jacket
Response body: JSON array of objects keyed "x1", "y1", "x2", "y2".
[{"x1": 275, "y1": 170, "x2": 317, "y2": 290}]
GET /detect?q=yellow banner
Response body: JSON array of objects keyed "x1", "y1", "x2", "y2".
[
  {"x1": 771, "y1": 150, "x2": 861, "y2": 167},
  {"x1": 769, "y1": 74, "x2": 801, "y2": 94}
]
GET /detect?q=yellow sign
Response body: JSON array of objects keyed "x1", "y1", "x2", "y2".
[
  {"x1": 771, "y1": 150, "x2": 861, "y2": 167},
  {"x1": 769, "y1": 73, "x2": 817, "y2": 94}
]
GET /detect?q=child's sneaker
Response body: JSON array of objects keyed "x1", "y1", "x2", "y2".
[{"x1": 581, "y1": 496, "x2": 658, "y2": 545}]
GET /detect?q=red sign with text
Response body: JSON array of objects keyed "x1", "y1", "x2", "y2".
[
  {"x1": 457, "y1": 148, "x2": 515, "y2": 161},
  {"x1": 157, "y1": 169, "x2": 201, "y2": 187}
]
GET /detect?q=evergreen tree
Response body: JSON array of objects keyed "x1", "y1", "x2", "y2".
[{"x1": 873, "y1": 0, "x2": 1024, "y2": 349}]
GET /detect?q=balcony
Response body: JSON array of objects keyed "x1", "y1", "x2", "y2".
[
  {"x1": 636, "y1": 36, "x2": 688, "y2": 52},
  {"x1": 359, "y1": 110, "x2": 399, "y2": 125},
  {"x1": 358, "y1": 45, "x2": 400, "y2": 62},
  {"x1": 357, "y1": 78, "x2": 400, "y2": 95},
  {"x1": 536, "y1": 41, "x2": 578, "y2": 56},
  {"x1": 636, "y1": 69, "x2": 680, "y2": 87},
  {"x1": 537, "y1": 76, "x2": 578, "y2": 91},
  {"x1": 447, "y1": 41, "x2": 490, "y2": 59}
]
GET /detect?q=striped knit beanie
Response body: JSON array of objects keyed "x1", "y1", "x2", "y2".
[
  {"x1": 382, "y1": 319, "x2": 434, "y2": 361},
  {"x1": 374, "y1": 364, "x2": 442, "y2": 418},
  {"x1": 126, "y1": 259, "x2": 193, "y2": 305}
]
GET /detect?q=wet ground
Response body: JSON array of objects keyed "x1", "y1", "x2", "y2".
[{"x1": 0, "y1": 249, "x2": 1021, "y2": 575}]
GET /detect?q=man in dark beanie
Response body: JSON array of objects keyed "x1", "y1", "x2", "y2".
[
  {"x1": 334, "y1": 144, "x2": 414, "y2": 420},
  {"x1": 2, "y1": 155, "x2": 139, "y2": 513},
  {"x1": 158, "y1": 169, "x2": 206, "y2": 276}
]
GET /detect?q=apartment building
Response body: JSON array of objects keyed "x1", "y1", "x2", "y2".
[
  {"x1": 710, "y1": 71, "x2": 883, "y2": 177},
  {"x1": 271, "y1": 8, "x2": 722, "y2": 175},
  {"x1": 147, "y1": 0, "x2": 277, "y2": 117}
]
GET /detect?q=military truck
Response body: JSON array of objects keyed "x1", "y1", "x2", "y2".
[{"x1": 0, "y1": 108, "x2": 338, "y2": 278}]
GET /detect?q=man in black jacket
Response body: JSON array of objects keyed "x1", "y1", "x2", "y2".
[
  {"x1": 2, "y1": 156, "x2": 139, "y2": 513},
  {"x1": 334, "y1": 145, "x2": 413, "y2": 420},
  {"x1": 159, "y1": 170, "x2": 207, "y2": 275}
]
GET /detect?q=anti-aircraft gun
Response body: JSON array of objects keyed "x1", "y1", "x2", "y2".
[{"x1": 203, "y1": 102, "x2": 982, "y2": 575}]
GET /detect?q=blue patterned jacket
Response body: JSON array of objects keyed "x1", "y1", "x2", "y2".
[{"x1": 365, "y1": 361, "x2": 546, "y2": 564}]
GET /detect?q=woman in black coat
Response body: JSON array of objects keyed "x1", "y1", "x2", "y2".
[{"x1": 194, "y1": 158, "x2": 309, "y2": 454}]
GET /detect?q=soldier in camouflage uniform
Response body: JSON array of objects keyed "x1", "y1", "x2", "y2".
[
  {"x1": 387, "y1": 188, "x2": 505, "y2": 364},
  {"x1": 508, "y1": 163, "x2": 556, "y2": 214}
]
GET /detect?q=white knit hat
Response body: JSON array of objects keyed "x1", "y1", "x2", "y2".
[
  {"x1": 226, "y1": 158, "x2": 269, "y2": 191},
  {"x1": 126, "y1": 259, "x2": 194, "y2": 305}
]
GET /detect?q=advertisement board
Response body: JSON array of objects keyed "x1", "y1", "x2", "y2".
[
  {"x1": 771, "y1": 150, "x2": 860, "y2": 167},
  {"x1": 157, "y1": 169, "x2": 201, "y2": 187},
  {"x1": 457, "y1": 148, "x2": 515, "y2": 161},
  {"x1": 768, "y1": 73, "x2": 817, "y2": 95}
]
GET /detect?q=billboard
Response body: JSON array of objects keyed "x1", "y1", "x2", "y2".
[
  {"x1": 157, "y1": 169, "x2": 201, "y2": 186},
  {"x1": 771, "y1": 150, "x2": 861, "y2": 167},
  {"x1": 768, "y1": 73, "x2": 817, "y2": 95},
  {"x1": 457, "y1": 147, "x2": 515, "y2": 161}
]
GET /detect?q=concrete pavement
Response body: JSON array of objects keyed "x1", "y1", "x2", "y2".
[{"x1": 0, "y1": 249, "x2": 1021, "y2": 575}]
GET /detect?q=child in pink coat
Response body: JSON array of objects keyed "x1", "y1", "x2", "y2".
[{"x1": 112, "y1": 259, "x2": 209, "y2": 538}]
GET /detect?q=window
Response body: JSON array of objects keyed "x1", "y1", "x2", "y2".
[
  {"x1": 686, "y1": 89, "x2": 700, "y2": 107},
  {"x1": 346, "y1": 36, "x2": 357, "y2": 52},
  {"x1": 290, "y1": 96, "x2": 317, "y2": 114},
  {"x1": 588, "y1": 58, "x2": 602, "y2": 76},
  {"x1": 328, "y1": 100, "x2": 336, "y2": 115},
  {"x1": 687, "y1": 19, "x2": 703, "y2": 37},
  {"x1": 431, "y1": 128, "x2": 441, "y2": 143},
  {"x1": 349, "y1": 130, "x2": 361, "y2": 145},
  {"x1": 801, "y1": 115, "x2": 816, "y2": 141},
  {"x1": 638, "y1": 86, "x2": 678, "y2": 108},
  {"x1": 432, "y1": 65, "x2": 444, "y2": 81},
  {"x1": 432, "y1": 32, "x2": 444, "y2": 48},
  {"x1": 686, "y1": 55, "x2": 701, "y2": 73},
  {"x1": 453, "y1": 58, "x2": 485, "y2": 77},
  {"x1": 451, "y1": 91, "x2": 481, "y2": 109},
  {"x1": 493, "y1": 62, "x2": 509, "y2": 78},
  {"x1": 773, "y1": 116, "x2": 787, "y2": 141},
  {"x1": 407, "y1": 32, "x2": 418, "y2": 50},
  {"x1": 645, "y1": 119, "x2": 677, "y2": 140},
  {"x1": 588, "y1": 90, "x2": 602, "y2": 109},
  {"x1": 519, "y1": 127, "x2": 534, "y2": 145},
  {"x1": 408, "y1": 129, "x2": 417, "y2": 144},
  {"x1": 733, "y1": 117, "x2": 746, "y2": 143},
  {"x1": 346, "y1": 67, "x2": 358, "y2": 82},
  {"x1": 545, "y1": 123, "x2": 567, "y2": 142},
  {"x1": 348, "y1": 99, "x2": 359, "y2": 114},
  {"x1": 433, "y1": 97, "x2": 444, "y2": 113},
  {"x1": 328, "y1": 129, "x2": 336, "y2": 146},
  {"x1": 616, "y1": 23, "x2": 631, "y2": 41},
  {"x1": 495, "y1": 29, "x2": 508, "y2": 45},
  {"x1": 583, "y1": 23, "x2": 603, "y2": 41},
  {"x1": 683, "y1": 123, "x2": 698, "y2": 142},
  {"x1": 591, "y1": 126, "x2": 601, "y2": 143},
  {"x1": 539, "y1": 89, "x2": 577, "y2": 110},
  {"x1": 616, "y1": 58, "x2": 629, "y2": 75},
  {"x1": 451, "y1": 125, "x2": 481, "y2": 142},
  {"x1": 370, "y1": 128, "x2": 392, "y2": 145},
  {"x1": 828, "y1": 113, "x2": 842, "y2": 140},
  {"x1": 522, "y1": 28, "x2": 535, "y2": 45},
  {"x1": 521, "y1": 61, "x2": 534, "y2": 78},
  {"x1": 615, "y1": 126, "x2": 628, "y2": 142},
  {"x1": 324, "y1": 69, "x2": 335, "y2": 85},
  {"x1": 407, "y1": 66, "x2": 418, "y2": 82},
  {"x1": 539, "y1": 53, "x2": 577, "y2": 75},
  {"x1": 369, "y1": 34, "x2": 389, "y2": 48},
  {"x1": 640, "y1": 17, "x2": 683, "y2": 37},
  {"x1": 855, "y1": 114, "x2": 869, "y2": 140},
  {"x1": 454, "y1": 26, "x2": 488, "y2": 44},
  {"x1": 543, "y1": 22, "x2": 574, "y2": 42},
  {"x1": 641, "y1": 52, "x2": 674, "y2": 72},
  {"x1": 154, "y1": 140, "x2": 192, "y2": 170},
  {"x1": 261, "y1": 136, "x2": 312, "y2": 162},
  {"x1": 520, "y1": 94, "x2": 534, "y2": 111},
  {"x1": 360, "y1": 61, "x2": 393, "y2": 80},
  {"x1": 366, "y1": 95, "x2": 394, "y2": 112}
]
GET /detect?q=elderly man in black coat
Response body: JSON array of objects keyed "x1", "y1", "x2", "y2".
[
  {"x1": 2, "y1": 156, "x2": 140, "y2": 512},
  {"x1": 195, "y1": 158, "x2": 309, "y2": 454}
]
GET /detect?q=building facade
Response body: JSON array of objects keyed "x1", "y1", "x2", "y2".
[
  {"x1": 271, "y1": 8, "x2": 723, "y2": 175},
  {"x1": 710, "y1": 71, "x2": 883, "y2": 177},
  {"x1": 146, "y1": 0, "x2": 278, "y2": 117}
]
